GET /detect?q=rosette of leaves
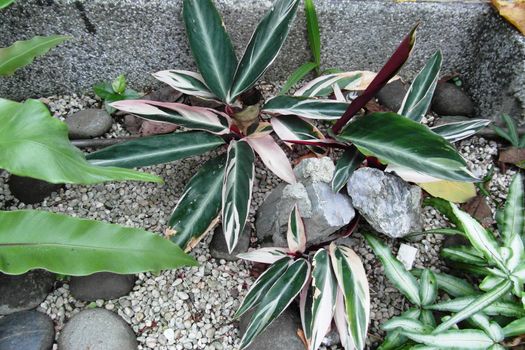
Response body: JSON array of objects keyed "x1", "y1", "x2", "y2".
[
  {"x1": 93, "y1": 74, "x2": 141, "y2": 114},
  {"x1": 367, "y1": 172, "x2": 525, "y2": 349},
  {"x1": 236, "y1": 205, "x2": 370, "y2": 350}
]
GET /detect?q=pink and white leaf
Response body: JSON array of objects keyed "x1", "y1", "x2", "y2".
[
  {"x1": 237, "y1": 247, "x2": 290, "y2": 264},
  {"x1": 152, "y1": 69, "x2": 219, "y2": 100},
  {"x1": 245, "y1": 135, "x2": 296, "y2": 184},
  {"x1": 286, "y1": 204, "x2": 306, "y2": 254},
  {"x1": 334, "y1": 289, "x2": 355, "y2": 350}
]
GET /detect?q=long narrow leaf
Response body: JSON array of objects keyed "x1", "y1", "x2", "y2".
[
  {"x1": 378, "y1": 308, "x2": 421, "y2": 350},
  {"x1": 502, "y1": 173, "x2": 524, "y2": 244},
  {"x1": 280, "y1": 62, "x2": 318, "y2": 95},
  {"x1": 469, "y1": 313, "x2": 504, "y2": 342},
  {"x1": 334, "y1": 289, "x2": 355, "y2": 350},
  {"x1": 419, "y1": 269, "x2": 438, "y2": 306},
  {"x1": 441, "y1": 246, "x2": 487, "y2": 266},
  {"x1": 263, "y1": 96, "x2": 350, "y2": 120},
  {"x1": 331, "y1": 146, "x2": 364, "y2": 192},
  {"x1": 382, "y1": 317, "x2": 430, "y2": 333},
  {"x1": 402, "y1": 330, "x2": 494, "y2": 350},
  {"x1": 427, "y1": 295, "x2": 525, "y2": 318},
  {"x1": 412, "y1": 269, "x2": 477, "y2": 297},
  {"x1": 502, "y1": 316, "x2": 525, "y2": 337},
  {"x1": 271, "y1": 115, "x2": 331, "y2": 155},
  {"x1": 294, "y1": 71, "x2": 367, "y2": 97},
  {"x1": 304, "y1": 0, "x2": 320, "y2": 66},
  {"x1": 431, "y1": 119, "x2": 491, "y2": 143},
  {"x1": 237, "y1": 247, "x2": 290, "y2": 264},
  {"x1": 153, "y1": 70, "x2": 218, "y2": 100}
]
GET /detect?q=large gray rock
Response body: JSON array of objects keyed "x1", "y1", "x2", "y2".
[
  {"x1": 431, "y1": 82, "x2": 475, "y2": 117},
  {"x1": 66, "y1": 109, "x2": 113, "y2": 139},
  {"x1": 347, "y1": 168, "x2": 422, "y2": 238},
  {"x1": 70, "y1": 273, "x2": 136, "y2": 302},
  {"x1": 58, "y1": 309, "x2": 137, "y2": 350},
  {"x1": 210, "y1": 224, "x2": 251, "y2": 261},
  {"x1": 0, "y1": 311, "x2": 55, "y2": 350},
  {"x1": 0, "y1": 271, "x2": 55, "y2": 315}
]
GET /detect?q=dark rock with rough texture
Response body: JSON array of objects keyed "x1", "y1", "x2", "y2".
[
  {"x1": 58, "y1": 309, "x2": 138, "y2": 350},
  {"x1": 431, "y1": 82, "x2": 475, "y2": 117},
  {"x1": 0, "y1": 311, "x2": 55, "y2": 350},
  {"x1": 0, "y1": 271, "x2": 55, "y2": 315},
  {"x1": 66, "y1": 109, "x2": 113, "y2": 139},
  {"x1": 210, "y1": 225, "x2": 251, "y2": 261},
  {"x1": 347, "y1": 168, "x2": 422, "y2": 238},
  {"x1": 8, "y1": 175, "x2": 63, "y2": 204},
  {"x1": 239, "y1": 307, "x2": 304, "y2": 350},
  {"x1": 377, "y1": 80, "x2": 408, "y2": 112},
  {"x1": 70, "y1": 273, "x2": 136, "y2": 301}
]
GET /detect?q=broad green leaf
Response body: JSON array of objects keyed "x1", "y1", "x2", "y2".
[
  {"x1": 402, "y1": 329, "x2": 494, "y2": 350},
  {"x1": 364, "y1": 233, "x2": 421, "y2": 305},
  {"x1": 378, "y1": 308, "x2": 421, "y2": 350},
  {"x1": 432, "y1": 280, "x2": 513, "y2": 333},
  {"x1": 237, "y1": 247, "x2": 290, "y2": 264},
  {"x1": 183, "y1": 0, "x2": 237, "y2": 102},
  {"x1": 412, "y1": 270, "x2": 477, "y2": 297},
  {"x1": 111, "y1": 100, "x2": 231, "y2": 134},
  {"x1": 153, "y1": 70, "x2": 218, "y2": 100},
  {"x1": 502, "y1": 173, "x2": 524, "y2": 244},
  {"x1": 0, "y1": 210, "x2": 196, "y2": 275},
  {"x1": 280, "y1": 62, "x2": 318, "y2": 95},
  {"x1": 399, "y1": 50, "x2": 442, "y2": 122},
  {"x1": 337, "y1": 113, "x2": 478, "y2": 182},
  {"x1": 0, "y1": 99, "x2": 160, "y2": 184},
  {"x1": 418, "y1": 181, "x2": 477, "y2": 204},
  {"x1": 441, "y1": 246, "x2": 487, "y2": 266},
  {"x1": 287, "y1": 204, "x2": 306, "y2": 254},
  {"x1": 294, "y1": 71, "x2": 363, "y2": 97},
  {"x1": 330, "y1": 244, "x2": 370, "y2": 350},
  {"x1": 87, "y1": 131, "x2": 224, "y2": 168},
  {"x1": 235, "y1": 257, "x2": 291, "y2": 318},
  {"x1": 0, "y1": 35, "x2": 70, "y2": 76},
  {"x1": 222, "y1": 141, "x2": 255, "y2": 253},
  {"x1": 469, "y1": 313, "x2": 504, "y2": 342},
  {"x1": 502, "y1": 316, "x2": 525, "y2": 337},
  {"x1": 431, "y1": 119, "x2": 491, "y2": 143},
  {"x1": 240, "y1": 258, "x2": 309, "y2": 349},
  {"x1": 168, "y1": 154, "x2": 226, "y2": 251},
  {"x1": 427, "y1": 295, "x2": 524, "y2": 318},
  {"x1": 304, "y1": 0, "x2": 320, "y2": 66},
  {"x1": 271, "y1": 115, "x2": 329, "y2": 155},
  {"x1": 331, "y1": 146, "x2": 364, "y2": 193},
  {"x1": 382, "y1": 317, "x2": 430, "y2": 333},
  {"x1": 263, "y1": 96, "x2": 349, "y2": 120},
  {"x1": 419, "y1": 269, "x2": 438, "y2": 306},
  {"x1": 229, "y1": 0, "x2": 300, "y2": 102},
  {"x1": 0, "y1": 0, "x2": 16, "y2": 9}
]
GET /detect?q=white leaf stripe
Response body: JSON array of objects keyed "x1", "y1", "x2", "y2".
[
  {"x1": 331, "y1": 146, "x2": 364, "y2": 193},
  {"x1": 503, "y1": 173, "x2": 524, "y2": 245},
  {"x1": 262, "y1": 96, "x2": 350, "y2": 120},
  {"x1": 431, "y1": 119, "x2": 491, "y2": 143},
  {"x1": 245, "y1": 135, "x2": 296, "y2": 184},
  {"x1": 153, "y1": 70, "x2": 218, "y2": 99},
  {"x1": 381, "y1": 317, "x2": 429, "y2": 333},
  {"x1": 402, "y1": 330, "x2": 494, "y2": 349},
  {"x1": 419, "y1": 269, "x2": 437, "y2": 306},
  {"x1": 295, "y1": 73, "x2": 361, "y2": 97},
  {"x1": 286, "y1": 204, "x2": 306, "y2": 254},
  {"x1": 237, "y1": 247, "x2": 290, "y2": 264},
  {"x1": 427, "y1": 295, "x2": 525, "y2": 317}
]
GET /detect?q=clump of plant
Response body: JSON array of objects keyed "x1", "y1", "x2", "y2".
[
  {"x1": 493, "y1": 114, "x2": 524, "y2": 148},
  {"x1": 367, "y1": 172, "x2": 525, "y2": 349},
  {"x1": 93, "y1": 74, "x2": 141, "y2": 114}
]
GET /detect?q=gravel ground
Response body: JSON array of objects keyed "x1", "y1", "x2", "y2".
[{"x1": 0, "y1": 88, "x2": 517, "y2": 349}]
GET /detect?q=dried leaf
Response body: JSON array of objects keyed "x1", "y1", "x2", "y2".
[
  {"x1": 499, "y1": 147, "x2": 525, "y2": 166},
  {"x1": 418, "y1": 181, "x2": 477, "y2": 204},
  {"x1": 461, "y1": 194, "x2": 494, "y2": 228},
  {"x1": 492, "y1": 0, "x2": 525, "y2": 35}
]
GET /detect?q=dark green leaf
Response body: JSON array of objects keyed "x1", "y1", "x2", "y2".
[
  {"x1": 263, "y1": 95, "x2": 349, "y2": 120},
  {"x1": 331, "y1": 146, "x2": 364, "y2": 192},
  {"x1": 304, "y1": 0, "x2": 320, "y2": 66}
]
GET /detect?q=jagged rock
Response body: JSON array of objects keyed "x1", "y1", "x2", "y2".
[
  {"x1": 397, "y1": 243, "x2": 418, "y2": 270},
  {"x1": 70, "y1": 273, "x2": 136, "y2": 301},
  {"x1": 210, "y1": 225, "x2": 251, "y2": 261},
  {"x1": 293, "y1": 156, "x2": 335, "y2": 183},
  {"x1": 347, "y1": 168, "x2": 422, "y2": 238}
]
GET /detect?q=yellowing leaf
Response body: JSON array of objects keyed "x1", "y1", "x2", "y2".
[
  {"x1": 419, "y1": 181, "x2": 477, "y2": 203},
  {"x1": 492, "y1": 0, "x2": 525, "y2": 35}
]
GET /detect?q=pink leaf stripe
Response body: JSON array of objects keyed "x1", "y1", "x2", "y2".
[{"x1": 245, "y1": 135, "x2": 296, "y2": 184}]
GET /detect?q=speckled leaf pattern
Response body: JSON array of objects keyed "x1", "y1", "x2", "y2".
[
  {"x1": 183, "y1": 0, "x2": 237, "y2": 102},
  {"x1": 222, "y1": 141, "x2": 255, "y2": 253},
  {"x1": 431, "y1": 119, "x2": 491, "y2": 143},
  {"x1": 168, "y1": 154, "x2": 226, "y2": 251},
  {"x1": 286, "y1": 204, "x2": 306, "y2": 254},
  {"x1": 263, "y1": 96, "x2": 350, "y2": 120},
  {"x1": 329, "y1": 244, "x2": 370, "y2": 350},
  {"x1": 331, "y1": 146, "x2": 364, "y2": 193},
  {"x1": 153, "y1": 70, "x2": 219, "y2": 100},
  {"x1": 398, "y1": 50, "x2": 442, "y2": 122},
  {"x1": 240, "y1": 258, "x2": 310, "y2": 349},
  {"x1": 87, "y1": 131, "x2": 225, "y2": 168},
  {"x1": 0, "y1": 99, "x2": 161, "y2": 184},
  {"x1": 0, "y1": 210, "x2": 197, "y2": 275},
  {"x1": 402, "y1": 330, "x2": 495, "y2": 349},
  {"x1": 337, "y1": 112, "x2": 478, "y2": 182},
  {"x1": 237, "y1": 247, "x2": 290, "y2": 264},
  {"x1": 229, "y1": 0, "x2": 300, "y2": 101}
]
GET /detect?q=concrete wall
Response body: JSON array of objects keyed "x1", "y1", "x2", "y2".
[{"x1": 0, "y1": 0, "x2": 524, "y2": 119}]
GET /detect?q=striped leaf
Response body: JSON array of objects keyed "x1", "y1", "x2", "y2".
[
  {"x1": 301, "y1": 249, "x2": 337, "y2": 350},
  {"x1": 399, "y1": 50, "x2": 442, "y2": 122},
  {"x1": 286, "y1": 204, "x2": 306, "y2": 254},
  {"x1": 441, "y1": 246, "x2": 487, "y2": 266},
  {"x1": 412, "y1": 269, "x2": 477, "y2": 297},
  {"x1": 153, "y1": 70, "x2": 218, "y2": 100},
  {"x1": 262, "y1": 96, "x2": 349, "y2": 120},
  {"x1": 419, "y1": 310, "x2": 436, "y2": 328},
  {"x1": 364, "y1": 233, "x2": 421, "y2": 305},
  {"x1": 427, "y1": 294, "x2": 524, "y2": 318},
  {"x1": 0, "y1": 210, "x2": 197, "y2": 275},
  {"x1": 240, "y1": 258, "x2": 310, "y2": 349},
  {"x1": 294, "y1": 72, "x2": 364, "y2": 97},
  {"x1": 337, "y1": 113, "x2": 478, "y2": 182},
  {"x1": 183, "y1": 0, "x2": 237, "y2": 102},
  {"x1": 382, "y1": 317, "x2": 430, "y2": 333},
  {"x1": 334, "y1": 289, "x2": 355, "y2": 350},
  {"x1": 378, "y1": 308, "x2": 421, "y2": 350},
  {"x1": 480, "y1": 275, "x2": 505, "y2": 292},
  {"x1": 271, "y1": 115, "x2": 332, "y2": 155},
  {"x1": 0, "y1": 99, "x2": 161, "y2": 184},
  {"x1": 419, "y1": 269, "x2": 438, "y2": 306},
  {"x1": 222, "y1": 141, "x2": 255, "y2": 253},
  {"x1": 279, "y1": 61, "x2": 318, "y2": 95},
  {"x1": 111, "y1": 100, "x2": 231, "y2": 135},
  {"x1": 87, "y1": 131, "x2": 224, "y2": 168},
  {"x1": 330, "y1": 244, "x2": 370, "y2": 350},
  {"x1": 469, "y1": 313, "x2": 504, "y2": 342},
  {"x1": 168, "y1": 154, "x2": 226, "y2": 251},
  {"x1": 235, "y1": 257, "x2": 291, "y2": 318},
  {"x1": 229, "y1": 0, "x2": 300, "y2": 101},
  {"x1": 245, "y1": 134, "x2": 296, "y2": 184},
  {"x1": 331, "y1": 146, "x2": 365, "y2": 192},
  {"x1": 502, "y1": 316, "x2": 525, "y2": 337},
  {"x1": 431, "y1": 119, "x2": 491, "y2": 143},
  {"x1": 502, "y1": 173, "x2": 524, "y2": 244},
  {"x1": 237, "y1": 247, "x2": 290, "y2": 264},
  {"x1": 402, "y1": 330, "x2": 494, "y2": 350}
]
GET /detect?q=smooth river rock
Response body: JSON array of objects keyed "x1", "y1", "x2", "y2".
[
  {"x1": 431, "y1": 82, "x2": 475, "y2": 117},
  {"x1": 66, "y1": 109, "x2": 113, "y2": 139},
  {"x1": 0, "y1": 311, "x2": 55, "y2": 350},
  {"x1": 0, "y1": 271, "x2": 55, "y2": 315},
  {"x1": 70, "y1": 273, "x2": 136, "y2": 301}
]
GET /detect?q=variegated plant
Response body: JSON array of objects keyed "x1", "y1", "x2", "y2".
[
  {"x1": 368, "y1": 172, "x2": 525, "y2": 349},
  {"x1": 237, "y1": 205, "x2": 370, "y2": 350}
]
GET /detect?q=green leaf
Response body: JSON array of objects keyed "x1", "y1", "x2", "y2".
[
  {"x1": 153, "y1": 70, "x2": 218, "y2": 100},
  {"x1": 93, "y1": 81, "x2": 118, "y2": 100},
  {"x1": 432, "y1": 280, "x2": 513, "y2": 333},
  {"x1": 501, "y1": 114, "x2": 519, "y2": 147},
  {"x1": 280, "y1": 62, "x2": 318, "y2": 95},
  {"x1": 112, "y1": 74, "x2": 127, "y2": 94},
  {"x1": 331, "y1": 146, "x2": 364, "y2": 193},
  {"x1": 423, "y1": 197, "x2": 463, "y2": 228},
  {"x1": 441, "y1": 246, "x2": 487, "y2": 266},
  {"x1": 330, "y1": 244, "x2": 370, "y2": 350},
  {"x1": 168, "y1": 154, "x2": 226, "y2": 251},
  {"x1": 428, "y1": 296, "x2": 523, "y2": 318},
  {"x1": 287, "y1": 204, "x2": 306, "y2": 254},
  {"x1": 0, "y1": 210, "x2": 197, "y2": 275},
  {"x1": 271, "y1": 115, "x2": 330, "y2": 155},
  {"x1": 0, "y1": 0, "x2": 16, "y2": 9},
  {"x1": 419, "y1": 309, "x2": 436, "y2": 328},
  {"x1": 502, "y1": 173, "x2": 524, "y2": 244},
  {"x1": 263, "y1": 96, "x2": 349, "y2": 120},
  {"x1": 337, "y1": 113, "x2": 478, "y2": 182},
  {"x1": 469, "y1": 313, "x2": 504, "y2": 342},
  {"x1": 502, "y1": 316, "x2": 525, "y2": 337},
  {"x1": 87, "y1": 131, "x2": 225, "y2": 168},
  {"x1": 378, "y1": 308, "x2": 421, "y2": 350},
  {"x1": 183, "y1": 0, "x2": 237, "y2": 102},
  {"x1": 304, "y1": 0, "x2": 320, "y2": 66},
  {"x1": 0, "y1": 99, "x2": 160, "y2": 184},
  {"x1": 237, "y1": 247, "x2": 290, "y2": 264},
  {"x1": 229, "y1": 0, "x2": 301, "y2": 101},
  {"x1": 412, "y1": 269, "x2": 477, "y2": 297},
  {"x1": 0, "y1": 35, "x2": 70, "y2": 76},
  {"x1": 222, "y1": 140, "x2": 255, "y2": 253},
  {"x1": 235, "y1": 257, "x2": 291, "y2": 318},
  {"x1": 419, "y1": 269, "x2": 438, "y2": 306},
  {"x1": 382, "y1": 317, "x2": 430, "y2": 333},
  {"x1": 240, "y1": 258, "x2": 310, "y2": 349},
  {"x1": 431, "y1": 119, "x2": 491, "y2": 143},
  {"x1": 402, "y1": 329, "x2": 494, "y2": 350},
  {"x1": 294, "y1": 72, "x2": 362, "y2": 97},
  {"x1": 399, "y1": 50, "x2": 442, "y2": 122},
  {"x1": 364, "y1": 233, "x2": 421, "y2": 305}
]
